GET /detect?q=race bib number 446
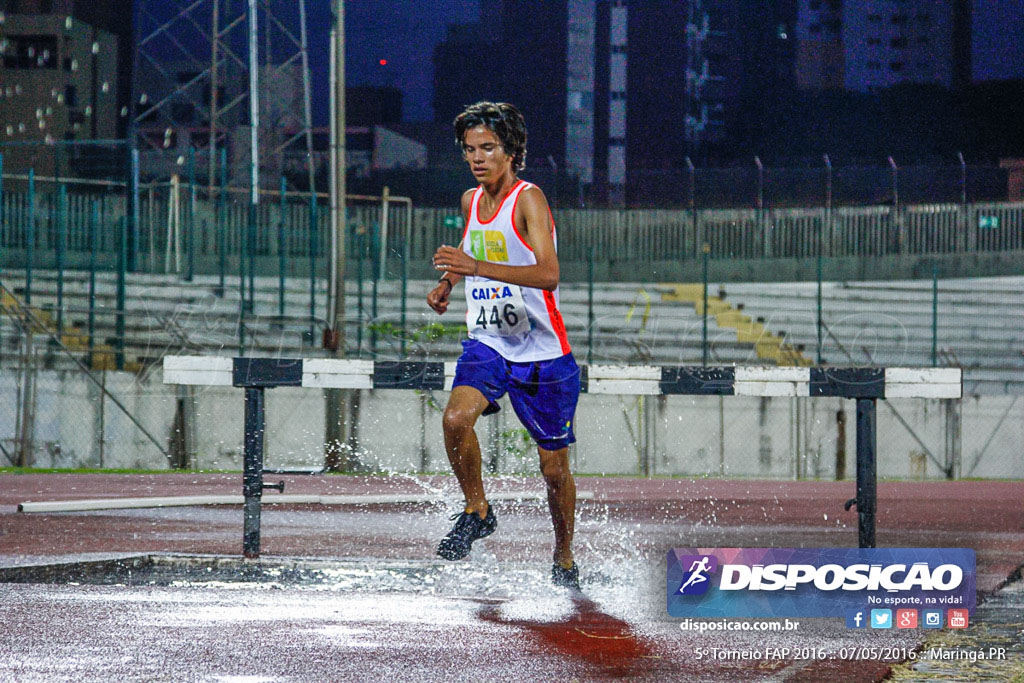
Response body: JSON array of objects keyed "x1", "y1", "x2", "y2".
[{"x1": 467, "y1": 280, "x2": 531, "y2": 337}]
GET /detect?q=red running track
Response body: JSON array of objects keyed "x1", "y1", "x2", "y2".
[{"x1": 0, "y1": 474, "x2": 1021, "y2": 681}]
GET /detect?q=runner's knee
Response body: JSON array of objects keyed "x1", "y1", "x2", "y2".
[
  {"x1": 443, "y1": 406, "x2": 476, "y2": 435},
  {"x1": 539, "y1": 451, "x2": 568, "y2": 482}
]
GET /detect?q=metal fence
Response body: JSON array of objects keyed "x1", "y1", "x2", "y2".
[
  {"x1": 3, "y1": 177, "x2": 1023, "y2": 276},
  {"x1": 2, "y1": 183, "x2": 1020, "y2": 478}
]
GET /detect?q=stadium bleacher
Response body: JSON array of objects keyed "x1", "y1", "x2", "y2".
[
  {"x1": 1, "y1": 270, "x2": 1020, "y2": 395},
  {"x1": 717, "y1": 277, "x2": 1024, "y2": 395}
]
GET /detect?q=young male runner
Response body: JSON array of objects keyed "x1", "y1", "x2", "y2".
[{"x1": 427, "y1": 101, "x2": 581, "y2": 589}]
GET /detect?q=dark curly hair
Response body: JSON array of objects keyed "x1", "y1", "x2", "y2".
[{"x1": 454, "y1": 101, "x2": 527, "y2": 172}]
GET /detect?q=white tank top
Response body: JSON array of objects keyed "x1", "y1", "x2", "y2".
[{"x1": 461, "y1": 180, "x2": 571, "y2": 362}]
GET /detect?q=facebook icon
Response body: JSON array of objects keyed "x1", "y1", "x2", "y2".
[{"x1": 846, "y1": 610, "x2": 867, "y2": 629}]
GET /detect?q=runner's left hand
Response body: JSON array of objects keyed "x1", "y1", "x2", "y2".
[{"x1": 433, "y1": 245, "x2": 478, "y2": 276}]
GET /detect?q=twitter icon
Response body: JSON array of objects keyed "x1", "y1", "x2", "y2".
[{"x1": 871, "y1": 609, "x2": 893, "y2": 629}]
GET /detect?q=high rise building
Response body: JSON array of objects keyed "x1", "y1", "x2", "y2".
[
  {"x1": 797, "y1": 0, "x2": 971, "y2": 92},
  {"x1": 0, "y1": 1, "x2": 123, "y2": 176},
  {"x1": 432, "y1": 0, "x2": 796, "y2": 204},
  {"x1": 589, "y1": 0, "x2": 795, "y2": 201},
  {"x1": 432, "y1": 0, "x2": 506, "y2": 131}
]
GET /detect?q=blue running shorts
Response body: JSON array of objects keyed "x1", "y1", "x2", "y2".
[{"x1": 451, "y1": 339, "x2": 580, "y2": 451}]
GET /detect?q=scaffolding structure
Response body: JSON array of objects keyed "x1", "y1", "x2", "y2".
[{"x1": 130, "y1": 0, "x2": 316, "y2": 191}]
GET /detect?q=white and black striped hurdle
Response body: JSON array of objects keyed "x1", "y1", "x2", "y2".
[{"x1": 163, "y1": 356, "x2": 962, "y2": 557}]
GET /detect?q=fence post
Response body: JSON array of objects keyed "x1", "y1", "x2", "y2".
[
  {"x1": 685, "y1": 156, "x2": 695, "y2": 259},
  {"x1": 18, "y1": 327, "x2": 35, "y2": 467},
  {"x1": 888, "y1": 155, "x2": 900, "y2": 254},
  {"x1": 309, "y1": 191, "x2": 318, "y2": 343},
  {"x1": 238, "y1": 196, "x2": 247, "y2": 355},
  {"x1": 356, "y1": 227, "x2": 364, "y2": 356},
  {"x1": 56, "y1": 184, "x2": 67, "y2": 336},
  {"x1": 247, "y1": 203, "x2": 256, "y2": 314},
  {"x1": 702, "y1": 242, "x2": 709, "y2": 367},
  {"x1": 958, "y1": 151, "x2": 966, "y2": 206},
  {"x1": 186, "y1": 146, "x2": 196, "y2": 281},
  {"x1": 931, "y1": 262, "x2": 938, "y2": 367},
  {"x1": 88, "y1": 200, "x2": 98, "y2": 366},
  {"x1": 957, "y1": 151, "x2": 968, "y2": 253},
  {"x1": 400, "y1": 237, "x2": 408, "y2": 358},
  {"x1": 816, "y1": 245, "x2": 823, "y2": 366},
  {"x1": 129, "y1": 147, "x2": 140, "y2": 272},
  {"x1": 379, "y1": 186, "x2": 390, "y2": 283},
  {"x1": 370, "y1": 218, "x2": 379, "y2": 355},
  {"x1": 116, "y1": 217, "x2": 127, "y2": 371},
  {"x1": 217, "y1": 147, "x2": 227, "y2": 297},
  {"x1": 26, "y1": 168, "x2": 35, "y2": 305},
  {"x1": 587, "y1": 244, "x2": 594, "y2": 364},
  {"x1": 819, "y1": 154, "x2": 831, "y2": 366},
  {"x1": 755, "y1": 156, "x2": 767, "y2": 258},
  {"x1": 278, "y1": 176, "x2": 287, "y2": 318}
]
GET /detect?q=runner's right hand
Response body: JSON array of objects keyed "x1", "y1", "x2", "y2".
[{"x1": 427, "y1": 282, "x2": 451, "y2": 314}]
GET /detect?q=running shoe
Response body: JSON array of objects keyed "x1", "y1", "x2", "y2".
[
  {"x1": 436, "y1": 507, "x2": 497, "y2": 560},
  {"x1": 551, "y1": 561, "x2": 580, "y2": 590}
]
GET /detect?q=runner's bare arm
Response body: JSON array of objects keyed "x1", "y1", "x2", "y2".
[
  {"x1": 426, "y1": 189, "x2": 475, "y2": 314},
  {"x1": 432, "y1": 186, "x2": 558, "y2": 291}
]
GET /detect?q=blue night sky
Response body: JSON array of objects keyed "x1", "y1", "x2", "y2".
[
  {"x1": 308, "y1": 0, "x2": 1023, "y2": 125},
  {"x1": 971, "y1": 3, "x2": 1024, "y2": 82},
  {"x1": 307, "y1": 0, "x2": 481, "y2": 124}
]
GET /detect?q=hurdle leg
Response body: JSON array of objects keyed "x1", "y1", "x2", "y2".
[
  {"x1": 855, "y1": 398, "x2": 877, "y2": 548},
  {"x1": 243, "y1": 386, "x2": 266, "y2": 558}
]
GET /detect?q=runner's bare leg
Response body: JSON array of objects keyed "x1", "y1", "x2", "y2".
[
  {"x1": 442, "y1": 385, "x2": 492, "y2": 517},
  {"x1": 539, "y1": 446, "x2": 576, "y2": 567}
]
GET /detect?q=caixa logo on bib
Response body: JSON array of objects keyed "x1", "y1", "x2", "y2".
[
  {"x1": 471, "y1": 285, "x2": 514, "y2": 300},
  {"x1": 666, "y1": 548, "x2": 976, "y2": 619}
]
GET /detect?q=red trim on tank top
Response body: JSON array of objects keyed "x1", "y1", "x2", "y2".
[
  {"x1": 475, "y1": 179, "x2": 523, "y2": 225},
  {"x1": 509, "y1": 182, "x2": 534, "y2": 252},
  {"x1": 462, "y1": 188, "x2": 481, "y2": 242},
  {"x1": 543, "y1": 290, "x2": 571, "y2": 355}
]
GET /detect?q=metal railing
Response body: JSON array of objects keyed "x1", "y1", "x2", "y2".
[{"x1": 5, "y1": 189, "x2": 1021, "y2": 270}]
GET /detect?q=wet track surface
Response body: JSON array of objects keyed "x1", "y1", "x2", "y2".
[{"x1": 0, "y1": 474, "x2": 1021, "y2": 681}]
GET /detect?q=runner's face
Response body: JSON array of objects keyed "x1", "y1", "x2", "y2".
[{"x1": 462, "y1": 125, "x2": 511, "y2": 183}]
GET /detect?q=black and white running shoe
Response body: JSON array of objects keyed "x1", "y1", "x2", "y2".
[
  {"x1": 551, "y1": 561, "x2": 580, "y2": 590},
  {"x1": 436, "y1": 507, "x2": 497, "y2": 560}
]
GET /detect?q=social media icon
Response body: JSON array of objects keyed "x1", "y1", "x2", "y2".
[
  {"x1": 896, "y1": 609, "x2": 918, "y2": 629},
  {"x1": 948, "y1": 609, "x2": 968, "y2": 629},
  {"x1": 846, "y1": 610, "x2": 866, "y2": 628},
  {"x1": 871, "y1": 609, "x2": 892, "y2": 629},
  {"x1": 923, "y1": 610, "x2": 943, "y2": 628}
]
